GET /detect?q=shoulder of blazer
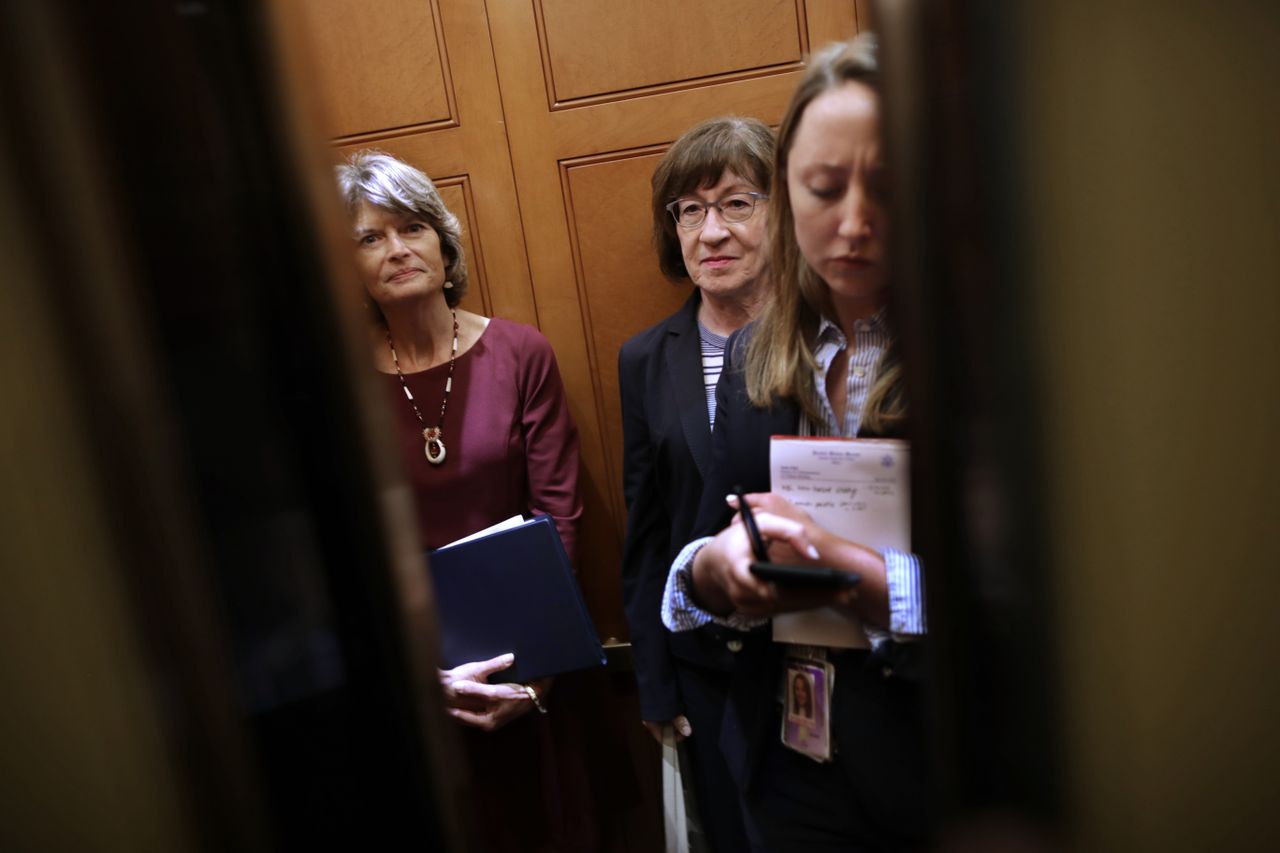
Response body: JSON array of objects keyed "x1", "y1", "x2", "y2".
[
  {"x1": 664, "y1": 289, "x2": 701, "y2": 336},
  {"x1": 619, "y1": 289, "x2": 699, "y2": 364}
]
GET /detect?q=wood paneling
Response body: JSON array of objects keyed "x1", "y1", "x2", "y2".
[
  {"x1": 854, "y1": 0, "x2": 873, "y2": 34},
  {"x1": 434, "y1": 178, "x2": 491, "y2": 317},
  {"x1": 564, "y1": 150, "x2": 694, "y2": 540},
  {"x1": 294, "y1": 0, "x2": 454, "y2": 139},
  {"x1": 537, "y1": 0, "x2": 804, "y2": 104}
]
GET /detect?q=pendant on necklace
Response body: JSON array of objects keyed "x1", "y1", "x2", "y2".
[{"x1": 423, "y1": 427, "x2": 447, "y2": 465}]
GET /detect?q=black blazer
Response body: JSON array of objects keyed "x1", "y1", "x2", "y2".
[
  {"x1": 688, "y1": 328, "x2": 799, "y2": 541},
  {"x1": 618, "y1": 291, "x2": 745, "y2": 721}
]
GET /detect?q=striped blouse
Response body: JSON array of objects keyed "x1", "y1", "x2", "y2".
[{"x1": 698, "y1": 322, "x2": 729, "y2": 428}]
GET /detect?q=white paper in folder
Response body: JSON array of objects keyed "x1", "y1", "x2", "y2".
[{"x1": 769, "y1": 436, "x2": 910, "y2": 648}]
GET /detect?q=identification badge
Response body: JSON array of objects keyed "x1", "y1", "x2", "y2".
[{"x1": 781, "y1": 657, "x2": 834, "y2": 762}]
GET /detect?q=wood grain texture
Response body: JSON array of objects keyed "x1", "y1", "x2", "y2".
[
  {"x1": 563, "y1": 150, "x2": 694, "y2": 542},
  {"x1": 537, "y1": 0, "x2": 804, "y2": 104},
  {"x1": 292, "y1": 0, "x2": 454, "y2": 139},
  {"x1": 809, "y1": 0, "x2": 863, "y2": 46},
  {"x1": 434, "y1": 178, "x2": 491, "y2": 318}
]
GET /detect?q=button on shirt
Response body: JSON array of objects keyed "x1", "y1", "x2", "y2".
[{"x1": 661, "y1": 309, "x2": 927, "y2": 643}]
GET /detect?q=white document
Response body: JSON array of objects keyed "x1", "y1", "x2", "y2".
[
  {"x1": 769, "y1": 436, "x2": 910, "y2": 648},
  {"x1": 438, "y1": 514, "x2": 525, "y2": 550}
]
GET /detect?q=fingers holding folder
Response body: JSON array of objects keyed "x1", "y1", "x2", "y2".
[{"x1": 440, "y1": 652, "x2": 546, "y2": 732}]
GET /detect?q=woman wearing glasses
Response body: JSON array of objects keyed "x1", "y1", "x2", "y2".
[
  {"x1": 662, "y1": 38, "x2": 933, "y2": 851},
  {"x1": 618, "y1": 116, "x2": 774, "y2": 852}
]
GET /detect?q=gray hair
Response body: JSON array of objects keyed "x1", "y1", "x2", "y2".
[{"x1": 335, "y1": 149, "x2": 469, "y2": 307}]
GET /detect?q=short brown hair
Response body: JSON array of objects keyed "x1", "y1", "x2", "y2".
[{"x1": 650, "y1": 116, "x2": 775, "y2": 281}]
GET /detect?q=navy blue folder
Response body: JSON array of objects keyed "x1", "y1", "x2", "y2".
[{"x1": 426, "y1": 515, "x2": 606, "y2": 683}]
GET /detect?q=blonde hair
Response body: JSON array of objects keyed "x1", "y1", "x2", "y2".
[{"x1": 742, "y1": 36, "x2": 906, "y2": 435}]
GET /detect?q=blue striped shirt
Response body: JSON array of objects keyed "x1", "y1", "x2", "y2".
[{"x1": 661, "y1": 309, "x2": 927, "y2": 641}]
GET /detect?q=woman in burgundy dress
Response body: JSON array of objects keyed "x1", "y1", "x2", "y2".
[{"x1": 337, "y1": 149, "x2": 594, "y2": 851}]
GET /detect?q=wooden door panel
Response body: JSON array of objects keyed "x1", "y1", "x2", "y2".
[
  {"x1": 294, "y1": 0, "x2": 455, "y2": 139},
  {"x1": 531, "y1": 72, "x2": 805, "y2": 157},
  {"x1": 538, "y1": 0, "x2": 804, "y2": 104},
  {"x1": 815, "y1": 0, "x2": 863, "y2": 42},
  {"x1": 564, "y1": 150, "x2": 694, "y2": 541},
  {"x1": 434, "y1": 179, "x2": 491, "y2": 317}
]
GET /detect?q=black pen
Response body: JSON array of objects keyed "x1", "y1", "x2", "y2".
[{"x1": 733, "y1": 485, "x2": 770, "y2": 562}]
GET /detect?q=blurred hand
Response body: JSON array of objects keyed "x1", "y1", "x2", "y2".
[
  {"x1": 438, "y1": 653, "x2": 539, "y2": 732},
  {"x1": 642, "y1": 715, "x2": 692, "y2": 745}
]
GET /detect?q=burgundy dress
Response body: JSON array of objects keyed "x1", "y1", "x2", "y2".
[
  {"x1": 383, "y1": 317, "x2": 581, "y2": 559},
  {"x1": 381, "y1": 317, "x2": 596, "y2": 852}
]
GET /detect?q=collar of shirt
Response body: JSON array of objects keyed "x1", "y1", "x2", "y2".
[
  {"x1": 813, "y1": 307, "x2": 889, "y2": 345},
  {"x1": 804, "y1": 308, "x2": 890, "y2": 438}
]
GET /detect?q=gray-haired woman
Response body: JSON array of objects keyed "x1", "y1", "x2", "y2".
[{"x1": 337, "y1": 150, "x2": 592, "y2": 851}]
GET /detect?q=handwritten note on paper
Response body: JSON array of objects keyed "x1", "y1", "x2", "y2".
[{"x1": 769, "y1": 436, "x2": 910, "y2": 648}]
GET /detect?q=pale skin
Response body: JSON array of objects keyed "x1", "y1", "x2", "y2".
[
  {"x1": 353, "y1": 199, "x2": 548, "y2": 730},
  {"x1": 644, "y1": 169, "x2": 771, "y2": 745},
  {"x1": 692, "y1": 492, "x2": 891, "y2": 628},
  {"x1": 691, "y1": 81, "x2": 896, "y2": 625},
  {"x1": 353, "y1": 199, "x2": 488, "y2": 373},
  {"x1": 677, "y1": 169, "x2": 771, "y2": 338}
]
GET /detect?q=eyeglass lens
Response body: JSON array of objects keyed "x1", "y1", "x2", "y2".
[{"x1": 671, "y1": 193, "x2": 760, "y2": 228}]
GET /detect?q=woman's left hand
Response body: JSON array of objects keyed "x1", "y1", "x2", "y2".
[{"x1": 439, "y1": 654, "x2": 548, "y2": 732}]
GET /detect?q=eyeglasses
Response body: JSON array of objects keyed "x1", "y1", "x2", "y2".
[{"x1": 665, "y1": 191, "x2": 768, "y2": 229}]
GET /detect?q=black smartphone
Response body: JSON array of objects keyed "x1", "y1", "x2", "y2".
[{"x1": 750, "y1": 562, "x2": 861, "y2": 588}]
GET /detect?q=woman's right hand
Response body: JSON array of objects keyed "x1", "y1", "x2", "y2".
[
  {"x1": 691, "y1": 509, "x2": 855, "y2": 619},
  {"x1": 438, "y1": 653, "x2": 536, "y2": 732}
]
